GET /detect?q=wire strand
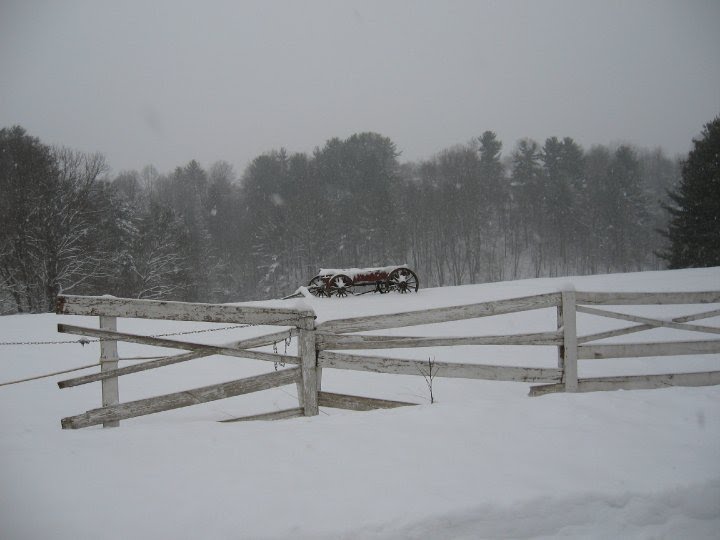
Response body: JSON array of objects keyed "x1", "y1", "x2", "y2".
[
  {"x1": 0, "y1": 316, "x2": 304, "y2": 347},
  {"x1": 0, "y1": 363, "x2": 100, "y2": 387}
]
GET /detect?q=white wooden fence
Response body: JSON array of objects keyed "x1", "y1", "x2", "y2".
[
  {"x1": 55, "y1": 289, "x2": 720, "y2": 429},
  {"x1": 56, "y1": 295, "x2": 320, "y2": 429}
]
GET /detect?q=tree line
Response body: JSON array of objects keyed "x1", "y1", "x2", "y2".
[{"x1": 0, "y1": 124, "x2": 694, "y2": 313}]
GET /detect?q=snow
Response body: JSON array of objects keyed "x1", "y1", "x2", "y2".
[
  {"x1": 317, "y1": 264, "x2": 408, "y2": 279},
  {"x1": 1, "y1": 268, "x2": 719, "y2": 539}
]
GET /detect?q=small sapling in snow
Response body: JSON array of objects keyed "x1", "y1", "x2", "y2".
[{"x1": 418, "y1": 356, "x2": 438, "y2": 404}]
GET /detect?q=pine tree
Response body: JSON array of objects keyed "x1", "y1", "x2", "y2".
[
  {"x1": 663, "y1": 117, "x2": 720, "y2": 268},
  {"x1": 477, "y1": 131, "x2": 507, "y2": 280},
  {"x1": 511, "y1": 139, "x2": 544, "y2": 276}
]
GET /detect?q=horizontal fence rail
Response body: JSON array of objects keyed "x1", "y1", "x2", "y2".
[
  {"x1": 574, "y1": 291, "x2": 720, "y2": 305},
  {"x1": 315, "y1": 331, "x2": 562, "y2": 350},
  {"x1": 56, "y1": 294, "x2": 314, "y2": 326},
  {"x1": 528, "y1": 371, "x2": 720, "y2": 397},
  {"x1": 318, "y1": 351, "x2": 563, "y2": 383},
  {"x1": 578, "y1": 340, "x2": 720, "y2": 360},
  {"x1": 315, "y1": 292, "x2": 561, "y2": 334}
]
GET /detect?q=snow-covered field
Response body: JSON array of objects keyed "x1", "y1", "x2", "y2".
[{"x1": 1, "y1": 268, "x2": 719, "y2": 539}]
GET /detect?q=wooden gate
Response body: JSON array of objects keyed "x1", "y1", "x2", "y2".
[{"x1": 55, "y1": 295, "x2": 319, "y2": 428}]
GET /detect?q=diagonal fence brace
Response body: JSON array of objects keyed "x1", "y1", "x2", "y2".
[
  {"x1": 57, "y1": 325, "x2": 298, "y2": 388},
  {"x1": 61, "y1": 367, "x2": 302, "y2": 429}
]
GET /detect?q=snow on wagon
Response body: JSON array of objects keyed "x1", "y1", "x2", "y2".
[{"x1": 307, "y1": 265, "x2": 419, "y2": 297}]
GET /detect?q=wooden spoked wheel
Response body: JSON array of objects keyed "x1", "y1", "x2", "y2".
[
  {"x1": 327, "y1": 274, "x2": 355, "y2": 297},
  {"x1": 387, "y1": 268, "x2": 419, "y2": 293},
  {"x1": 308, "y1": 276, "x2": 329, "y2": 297}
]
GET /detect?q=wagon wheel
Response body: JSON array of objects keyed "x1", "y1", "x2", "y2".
[
  {"x1": 327, "y1": 274, "x2": 355, "y2": 297},
  {"x1": 387, "y1": 268, "x2": 419, "y2": 293},
  {"x1": 308, "y1": 276, "x2": 328, "y2": 297}
]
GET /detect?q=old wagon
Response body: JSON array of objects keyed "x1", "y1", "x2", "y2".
[{"x1": 307, "y1": 265, "x2": 419, "y2": 297}]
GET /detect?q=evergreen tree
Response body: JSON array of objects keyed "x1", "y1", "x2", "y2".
[
  {"x1": 663, "y1": 117, "x2": 720, "y2": 268},
  {"x1": 541, "y1": 137, "x2": 585, "y2": 275},
  {"x1": 313, "y1": 133, "x2": 402, "y2": 268},
  {"x1": 426, "y1": 145, "x2": 481, "y2": 285},
  {"x1": 583, "y1": 145, "x2": 613, "y2": 273},
  {"x1": 166, "y1": 160, "x2": 215, "y2": 300},
  {"x1": 476, "y1": 131, "x2": 507, "y2": 281},
  {"x1": 610, "y1": 146, "x2": 650, "y2": 270},
  {"x1": 0, "y1": 126, "x2": 58, "y2": 311},
  {"x1": 511, "y1": 139, "x2": 544, "y2": 276},
  {"x1": 639, "y1": 148, "x2": 681, "y2": 269}
]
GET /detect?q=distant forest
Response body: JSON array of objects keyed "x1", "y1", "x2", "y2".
[{"x1": 1, "y1": 125, "x2": 682, "y2": 313}]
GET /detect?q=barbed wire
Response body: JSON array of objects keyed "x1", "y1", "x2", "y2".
[
  {"x1": 0, "y1": 315, "x2": 304, "y2": 387},
  {"x1": 0, "y1": 323, "x2": 261, "y2": 347},
  {"x1": 0, "y1": 338, "x2": 93, "y2": 346}
]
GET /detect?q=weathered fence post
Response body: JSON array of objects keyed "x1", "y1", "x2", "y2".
[
  {"x1": 298, "y1": 316, "x2": 319, "y2": 416},
  {"x1": 561, "y1": 290, "x2": 578, "y2": 392},
  {"x1": 556, "y1": 298, "x2": 565, "y2": 370},
  {"x1": 99, "y1": 315, "x2": 120, "y2": 427}
]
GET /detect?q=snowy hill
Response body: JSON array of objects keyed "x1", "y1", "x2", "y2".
[{"x1": 1, "y1": 268, "x2": 719, "y2": 539}]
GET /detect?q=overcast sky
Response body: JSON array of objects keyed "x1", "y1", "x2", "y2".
[{"x1": 1, "y1": 0, "x2": 719, "y2": 176}]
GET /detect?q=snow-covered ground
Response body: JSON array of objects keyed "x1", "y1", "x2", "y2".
[{"x1": 1, "y1": 268, "x2": 719, "y2": 539}]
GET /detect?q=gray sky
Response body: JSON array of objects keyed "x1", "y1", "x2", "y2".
[{"x1": 1, "y1": 0, "x2": 719, "y2": 176}]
